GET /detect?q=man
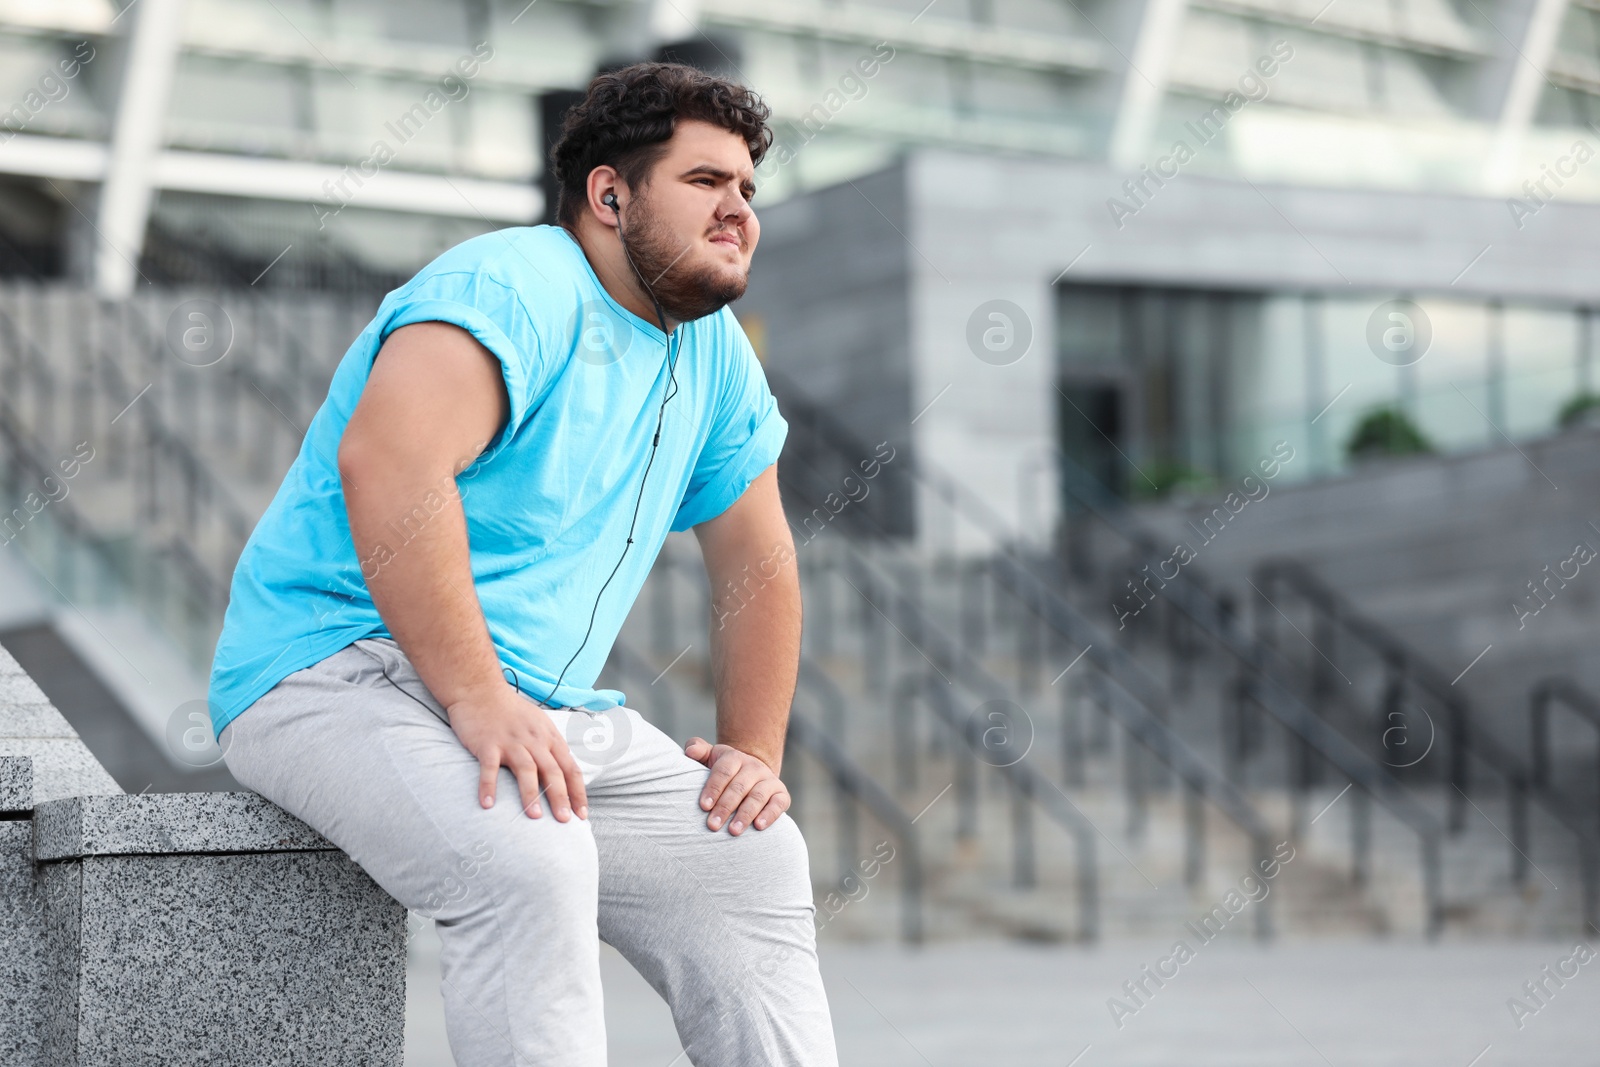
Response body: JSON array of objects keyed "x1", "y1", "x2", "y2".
[{"x1": 208, "y1": 62, "x2": 837, "y2": 1066}]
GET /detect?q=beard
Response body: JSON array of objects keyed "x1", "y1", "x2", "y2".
[{"x1": 619, "y1": 193, "x2": 748, "y2": 324}]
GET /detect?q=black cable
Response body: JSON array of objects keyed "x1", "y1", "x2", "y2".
[{"x1": 539, "y1": 194, "x2": 681, "y2": 707}]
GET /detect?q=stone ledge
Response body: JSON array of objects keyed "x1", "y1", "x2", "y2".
[
  {"x1": 0, "y1": 741, "x2": 118, "y2": 807},
  {"x1": 0, "y1": 756, "x2": 30, "y2": 813},
  {"x1": 33, "y1": 792, "x2": 335, "y2": 861}
]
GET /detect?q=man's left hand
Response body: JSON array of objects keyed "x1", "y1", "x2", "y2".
[{"x1": 685, "y1": 738, "x2": 790, "y2": 835}]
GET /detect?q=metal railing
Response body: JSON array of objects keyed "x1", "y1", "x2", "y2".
[
  {"x1": 1039, "y1": 441, "x2": 1600, "y2": 933},
  {"x1": 790, "y1": 661, "x2": 925, "y2": 945},
  {"x1": 841, "y1": 547, "x2": 1102, "y2": 940},
  {"x1": 1259, "y1": 559, "x2": 1598, "y2": 931},
  {"x1": 1023, "y1": 448, "x2": 1457, "y2": 933},
  {"x1": 1530, "y1": 677, "x2": 1600, "y2": 825},
  {"x1": 762, "y1": 388, "x2": 1306, "y2": 937},
  {"x1": 0, "y1": 302, "x2": 258, "y2": 661}
]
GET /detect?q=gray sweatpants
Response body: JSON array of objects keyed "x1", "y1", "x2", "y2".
[{"x1": 218, "y1": 636, "x2": 838, "y2": 1067}]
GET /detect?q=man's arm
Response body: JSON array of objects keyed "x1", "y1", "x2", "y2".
[
  {"x1": 337, "y1": 320, "x2": 587, "y2": 822},
  {"x1": 687, "y1": 463, "x2": 800, "y2": 835}
]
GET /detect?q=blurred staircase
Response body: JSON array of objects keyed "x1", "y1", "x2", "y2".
[{"x1": 2, "y1": 280, "x2": 1592, "y2": 946}]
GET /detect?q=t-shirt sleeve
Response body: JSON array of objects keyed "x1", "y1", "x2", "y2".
[
  {"x1": 670, "y1": 320, "x2": 789, "y2": 532},
  {"x1": 374, "y1": 270, "x2": 547, "y2": 458}
]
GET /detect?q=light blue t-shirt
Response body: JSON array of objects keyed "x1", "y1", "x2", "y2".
[{"x1": 207, "y1": 224, "x2": 787, "y2": 739}]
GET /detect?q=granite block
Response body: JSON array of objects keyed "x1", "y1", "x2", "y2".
[
  {"x1": 0, "y1": 740, "x2": 120, "y2": 806},
  {"x1": 38, "y1": 859, "x2": 82, "y2": 1067},
  {"x1": 0, "y1": 755, "x2": 32, "y2": 812},
  {"x1": 0, "y1": 644, "x2": 120, "y2": 807},
  {"x1": 0, "y1": 671, "x2": 53, "y2": 715},
  {"x1": 0, "y1": 819, "x2": 49, "y2": 1066},
  {"x1": 33, "y1": 792, "x2": 333, "y2": 861},
  {"x1": 45, "y1": 850, "x2": 406, "y2": 1067},
  {"x1": 0, "y1": 698, "x2": 80, "y2": 740}
]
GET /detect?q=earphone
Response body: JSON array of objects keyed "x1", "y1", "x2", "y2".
[{"x1": 539, "y1": 189, "x2": 682, "y2": 707}]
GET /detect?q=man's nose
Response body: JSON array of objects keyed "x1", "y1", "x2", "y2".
[{"x1": 717, "y1": 188, "x2": 751, "y2": 222}]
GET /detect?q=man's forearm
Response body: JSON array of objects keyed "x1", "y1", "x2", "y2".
[
  {"x1": 340, "y1": 456, "x2": 504, "y2": 710},
  {"x1": 707, "y1": 548, "x2": 801, "y2": 774}
]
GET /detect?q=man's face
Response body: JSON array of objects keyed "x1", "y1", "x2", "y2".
[{"x1": 618, "y1": 118, "x2": 761, "y2": 324}]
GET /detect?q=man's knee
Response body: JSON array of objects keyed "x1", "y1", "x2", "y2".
[
  {"x1": 736, "y1": 813, "x2": 815, "y2": 908},
  {"x1": 431, "y1": 823, "x2": 599, "y2": 924}
]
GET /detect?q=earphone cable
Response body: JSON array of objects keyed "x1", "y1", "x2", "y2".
[{"x1": 540, "y1": 194, "x2": 682, "y2": 707}]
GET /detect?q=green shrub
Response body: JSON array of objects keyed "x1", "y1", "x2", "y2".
[
  {"x1": 1345, "y1": 406, "x2": 1432, "y2": 461},
  {"x1": 1132, "y1": 460, "x2": 1215, "y2": 500},
  {"x1": 1558, "y1": 391, "x2": 1600, "y2": 429}
]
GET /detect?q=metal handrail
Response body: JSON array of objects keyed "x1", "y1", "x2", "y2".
[
  {"x1": 767, "y1": 384, "x2": 1303, "y2": 937},
  {"x1": 1258, "y1": 560, "x2": 1598, "y2": 831},
  {"x1": 0, "y1": 298, "x2": 256, "y2": 608},
  {"x1": 1042, "y1": 446, "x2": 1587, "y2": 933},
  {"x1": 1530, "y1": 677, "x2": 1600, "y2": 812},
  {"x1": 927, "y1": 443, "x2": 1452, "y2": 933},
  {"x1": 907, "y1": 668, "x2": 1101, "y2": 941},
  {"x1": 648, "y1": 543, "x2": 1063, "y2": 943},
  {"x1": 790, "y1": 664, "x2": 925, "y2": 945}
]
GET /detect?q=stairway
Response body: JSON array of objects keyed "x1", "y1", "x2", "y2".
[{"x1": 3, "y1": 281, "x2": 1589, "y2": 945}]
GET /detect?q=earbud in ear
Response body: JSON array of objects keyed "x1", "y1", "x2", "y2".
[{"x1": 603, "y1": 193, "x2": 619, "y2": 211}]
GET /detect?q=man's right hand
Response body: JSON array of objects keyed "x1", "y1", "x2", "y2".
[{"x1": 445, "y1": 683, "x2": 589, "y2": 822}]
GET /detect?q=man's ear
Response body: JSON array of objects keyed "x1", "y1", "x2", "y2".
[{"x1": 585, "y1": 165, "x2": 626, "y2": 228}]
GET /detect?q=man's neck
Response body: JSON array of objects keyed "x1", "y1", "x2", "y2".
[{"x1": 566, "y1": 220, "x2": 681, "y2": 334}]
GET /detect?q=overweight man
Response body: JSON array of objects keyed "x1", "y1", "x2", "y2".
[{"x1": 207, "y1": 62, "x2": 838, "y2": 1066}]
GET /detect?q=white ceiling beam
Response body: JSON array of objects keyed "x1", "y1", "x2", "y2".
[
  {"x1": 0, "y1": 134, "x2": 541, "y2": 222},
  {"x1": 1190, "y1": 0, "x2": 1488, "y2": 58},
  {"x1": 699, "y1": 0, "x2": 1107, "y2": 75},
  {"x1": 1485, "y1": 0, "x2": 1571, "y2": 193},
  {"x1": 94, "y1": 0, "x2": 185, "y2": 299},
  {"x1": 1108, "y1": 0, "x2": 1189, "y2": 170}
]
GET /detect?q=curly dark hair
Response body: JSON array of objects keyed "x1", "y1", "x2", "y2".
[{"x1": 549, "y1": 62, "x2": 773, "y2": 229}]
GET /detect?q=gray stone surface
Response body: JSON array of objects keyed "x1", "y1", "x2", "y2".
[
  {"x1": 0, "y1": 755, "x2": 32, "y2": 812},
  {"x1": 0, "y1": 647, "x2": 408, "y2": 1065},
  {"x1": 0, "y1": 644, "x2": 120, "y2": 805},
  {"x1": 43, "y1": 851, "x2": 406, "y2": 1067},
  {"x1": 0, "y1": 818, "x2": 48, "y2": 1066},
  {"x1": 36, "y1": 858, "x2": 80, "y2": 1067},
  {"x1": 428, "y1": 938, "x2": 1594, "y2": 1067},
  {"x1": 0, "y1": 665, "x2": 53, "y2": 710},
  {"x1": 0, "y1": 740, "x2": 120, "y2": 806},
  {"x1": 33, "y1": 792, "x2": 333, "y2": 861}
]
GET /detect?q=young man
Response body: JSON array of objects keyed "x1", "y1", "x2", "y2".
[{"x1": 207, "y1": 63, "x2": 838, "y2": 1066}]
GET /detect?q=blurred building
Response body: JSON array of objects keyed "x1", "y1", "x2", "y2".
[
  {"x1": 3, "y1": 0, "x2": 1600, "y2": 953},
  {"x1": 6, "y1": 0, "x2": 1600, "y2": 528}
]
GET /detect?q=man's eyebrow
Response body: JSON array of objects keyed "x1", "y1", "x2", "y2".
[{"x1": 681, "y1": 163, "x2": 756, "y2": 191}]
